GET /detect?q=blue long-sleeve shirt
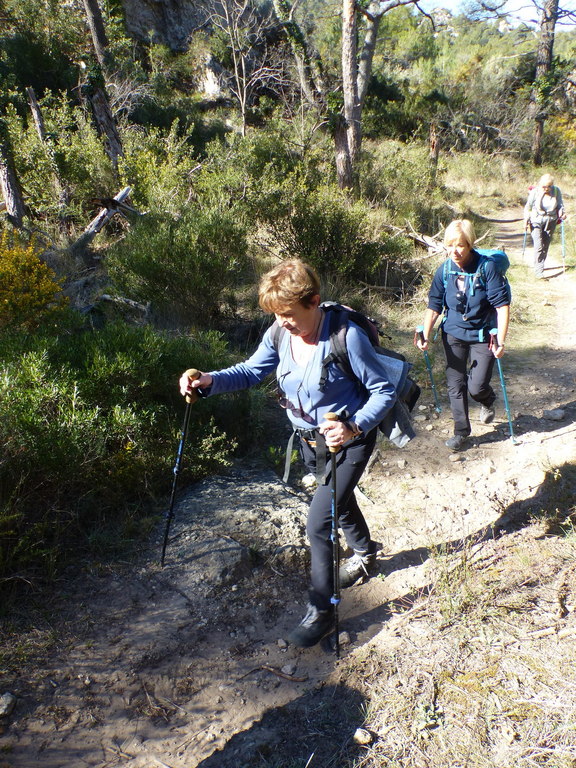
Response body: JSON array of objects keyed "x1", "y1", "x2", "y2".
[
  {"x1": 428, "y1": 251, "x2": 511, "y2": 342},
  {"x1": 203, "y1": 312, "x2": 397, "y2": 434}
]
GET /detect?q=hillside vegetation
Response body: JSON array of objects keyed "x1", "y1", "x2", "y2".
[{"x1": 0, "y1": 0, "x2": 575, "y2": 594}]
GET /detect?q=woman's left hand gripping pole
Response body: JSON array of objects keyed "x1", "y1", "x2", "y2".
[{"x1": 160, "y1": 369, "x2": 201, "y2": 567}]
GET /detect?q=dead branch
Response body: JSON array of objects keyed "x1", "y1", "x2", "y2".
[
  {"x1": 70, "y1": 186, "x2": 134, "y2": 257},
  {"x1": 99, "y1": 294, "x2": 150, "y2": 316}
]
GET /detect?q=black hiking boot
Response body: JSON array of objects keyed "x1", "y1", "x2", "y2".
[
  {"x1": 445, "y1": 434, "x2": 470, "y2": 451},
  {"x1": 287, "y1": 604, "x2": 335, "y2": 648},
  {"x1": 339, "y1": 546, "x2": 377, "y2": 588}
]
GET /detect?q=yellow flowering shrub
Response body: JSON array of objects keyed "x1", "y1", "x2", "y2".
[{"x1": 0, "y1": 232, "x2": 67, "y2": 329}]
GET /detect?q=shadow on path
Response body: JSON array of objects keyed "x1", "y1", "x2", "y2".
[{"x1": 195, "y1": 683, "x2": 366, "y2": 768}]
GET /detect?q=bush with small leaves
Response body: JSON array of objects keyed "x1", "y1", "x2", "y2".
[
  {"x1": 106, "y1": 207, "x2": 249, "y2": 325},
  {"x1": 0, "y1": 320, "x2": 257, "y2": 589}
]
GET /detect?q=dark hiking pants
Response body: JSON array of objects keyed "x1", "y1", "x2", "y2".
[
  {"x1": 299, "y1": 428, "x2": 377, "y2": 611},
  {"x1": 442, "y1": 331, "x2": 496, "y2": 437}
]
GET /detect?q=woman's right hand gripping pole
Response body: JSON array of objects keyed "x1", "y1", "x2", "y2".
[{"x1": 179, "y1": 369, "x2": 213, "y2": 403}]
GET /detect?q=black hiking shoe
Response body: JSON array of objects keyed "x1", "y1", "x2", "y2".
[
  {"x1": 479, "y1": 404, "x2": 495, "y2": 424},
  {"x1": 445, "y1": 434, "x2": 470, "y2": 451},
  {"x1": 287, "y1": 604, "x2": 335, "y2": 648},
  {"x1": 339, "y1": 547, "x2": 377, "y2": 588}
]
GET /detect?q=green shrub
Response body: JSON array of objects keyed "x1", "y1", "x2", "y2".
[
  {"x1": 0, "y1": 321, "x2": 257, "y2": 590},
  {"x1": 119, "y1": 121, "x2": 199, "y2": 213},
  {"x1": 267, "y1": 184, "x2": 406, "y2": 284},
  {"x1": 106, "y1": 208, "x2": 249, "y2": 325},
  {"x1": 4, "y1": 97, "x2": 115, "y2": 229},
  {"x1": 193, "y1": 125, "x2": 329, "y2": 224}
]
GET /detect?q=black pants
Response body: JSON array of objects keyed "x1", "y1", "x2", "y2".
[
  {"x1": 442, "y1": 332, "x2": 496, "y2": 437},
  {"x1": 299, "y1": 428, "x2": 377, "y2": 611}
]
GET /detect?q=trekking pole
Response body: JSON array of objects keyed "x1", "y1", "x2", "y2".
[
  {"x1": 325, "y1": 412, "x2": 341, "y2": 659},
  {"x1": 160, "y1": 369, "x2": 200, "y2": 567},
  {"x1": 489, "y1": 330, "x2": 517, "y2": 445},
  {"x1": 416, "y1": 326, "x2": 442, "y2": 413},
  {"x1": 522, "y1": 228, "x2": 527, "y2": 258},
  {"x1": 561, "y1": 220, "x2": 566, "y2": 273}
]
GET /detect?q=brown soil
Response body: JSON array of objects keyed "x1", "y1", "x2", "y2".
[{"x1": 1, "y1": 211, "x2": 575, "y2": 768}]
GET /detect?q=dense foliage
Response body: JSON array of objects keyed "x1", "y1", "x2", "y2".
[
  {"x1": 0, "y1": 318, "x2": 254, "y2": 588},
  {"x1": 0, "y1": 0, "x2": 574, "y2": 593}
]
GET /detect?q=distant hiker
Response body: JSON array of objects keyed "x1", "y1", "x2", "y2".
[
  {"x1": 524, "y1": 174, "x2": 566, "y2": 278},
  {"x1": 415, "y1": 219, "x2": 511, "y2": 452},
  {"x1": 180, "y1": 259, "x2": 397, "y2": 648}
]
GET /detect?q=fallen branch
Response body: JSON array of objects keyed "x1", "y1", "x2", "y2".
[
  {"x1": 70, "y1": 186, "x2": 134, "y2": 256},
  {"x1": 99, "y1": 293, "x2": 150, "y2": 316}
]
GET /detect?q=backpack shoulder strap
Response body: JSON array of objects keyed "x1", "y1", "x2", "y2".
[
  {"x1": 442, "y1": 258, "x2": 452, "y2": 290},
  {"x1": 319, "y1": 307, "x2": 354, "y2": 391},
  {"x1": 270, "y1": 320, "x2": 284, "y2": 352}
]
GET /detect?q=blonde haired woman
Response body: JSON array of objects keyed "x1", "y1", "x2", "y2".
[
  {"x1": 415, "y1": 220, "x2": 511, "y2": 451},
  {"x1": 524, "y1": 174, "x2": 566, "y2": 278}
]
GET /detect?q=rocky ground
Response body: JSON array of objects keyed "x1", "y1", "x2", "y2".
[{"x1": 1, "y1": 213, "x2": 575, "y2": 768}]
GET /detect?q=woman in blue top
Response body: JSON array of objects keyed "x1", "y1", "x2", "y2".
[
  {"x1": 415, "y1": 220, "x2": 511, "y2": 452},
  {"x1": 179, "y1": 259, "x2": 396, "y2": 648}
]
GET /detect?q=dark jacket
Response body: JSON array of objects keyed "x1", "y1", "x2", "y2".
[{"x1": 428, "y1": 251, "x2": 511, "y2": 343}]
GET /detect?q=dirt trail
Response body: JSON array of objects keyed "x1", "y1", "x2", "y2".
[{"x1": 1, "y1": 210, "x2": 575, "y2": 768}]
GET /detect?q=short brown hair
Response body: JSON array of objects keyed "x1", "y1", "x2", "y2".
[{"x1": 258, "y1": 259, "x2": 320, "y2": 313}]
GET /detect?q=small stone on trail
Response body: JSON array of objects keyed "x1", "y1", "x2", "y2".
[
  {"x1": 353, "y1": 727, "x2": 374, "y2": 745},
  {"x1": 418, "y1": 405, "x2": 428, "y2": 411},
  {"x1": 301, "y1": 473, "x2": 317, "y2": 491},
  {"x1": 397, "y1": 459, "x2": 407, "y2": 469},
  {"x1": 425, "y1": 424, "x2": 434, "y2": 431},
  {"x1": 0, "y1": 692, "x2": 16, "y2": 718},
  {"x1": 281, "y1": 664, "x2": 296, "y2": 676},
  {"x1": 413, "y1": 414, "x2": 427, "y2": 422},
  {"x1": 277, "y1": 638, "x2": 288, "y2": 649},
  {"x1": 449, "y1": 453, "x2": 464, "y2": 463},
  {"x1": 339, "y1": 630, "x2": 351, "y2": 646},
  {"x1": 543, "y1": 409, "x2": 565, "y2": 421}
]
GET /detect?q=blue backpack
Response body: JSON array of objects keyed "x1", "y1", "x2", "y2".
[{"x1": 442, "y1": 248, "x2": 510, "y2": 296}]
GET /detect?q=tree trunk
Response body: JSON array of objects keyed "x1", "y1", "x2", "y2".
[
  {"x1": 81, "y1": 0, "x2": 112, "y2": 72},
  {"x1": 26, "y1": 87, "x2": 71, "y2": 227},
  {"x1": 0, "y1": 130, "x2": 25, "y2": 228},
  {"x1": 529, "y1": 0, "x2": 559, "y2": 166},
  {"x1": 357, "y1": 3, "x2": 381, "y2": 105},
  {"x1": 333, "y1": 116, "x2": 353, "y2": 190},
  {"x1": 89, "y1": 87, "x2": 123, "y2": 170},
  {"x1": 272, "y1": 0, "x2": 326, "y2": 105},
  {"x1": 342, "y1": 0, "x2": 361, "y2": 165},
  {"x1": 428, "y1": 122, "x2": 440, "y2": 189}
]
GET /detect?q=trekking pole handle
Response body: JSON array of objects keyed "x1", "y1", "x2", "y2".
[
  {"x1": 489, "y1": 328, "x2": 497, "y2": 351},
  {"x1": 183, "y1": 368, "x2": 201, "y2": 404},
  {"x1": 416, "y1": 325, "x2": 426, "y2": 344},
  {"x1": 324, "y1": 412, "x2": 341, "y2": 454}
]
